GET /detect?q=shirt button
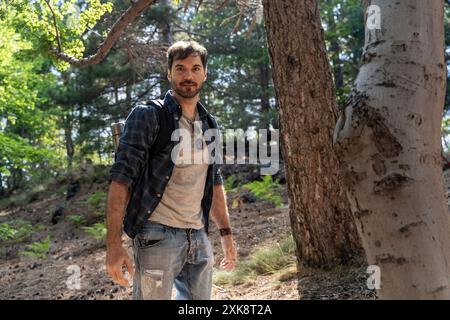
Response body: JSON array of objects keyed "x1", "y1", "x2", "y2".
[
  {"x1": 156, "y1": 193, "x2": 161, "y2": 198},
  {"x1": 165, "y1": 176, "x2": 170, "y2": 180}
]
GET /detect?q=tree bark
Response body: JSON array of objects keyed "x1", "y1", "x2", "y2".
[
  {"x1": 262, "y1": 0, "x2": 363, "y2": 269},
  {"x1": 334, "y1": 0, "x2": 450, "y2": 299}
]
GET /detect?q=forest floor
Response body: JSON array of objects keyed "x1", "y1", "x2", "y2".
[{"x1": 0, "y1": 165, "x2": 376, "y2": 300}]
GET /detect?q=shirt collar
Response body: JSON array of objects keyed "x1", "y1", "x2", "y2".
[{"x1": 163, "y1": 90, "x2": 209, "y2": 120}]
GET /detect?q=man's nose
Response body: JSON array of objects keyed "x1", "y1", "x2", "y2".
[{"x1": 183, "y1": 70, "x2": 194, "y2": 80}]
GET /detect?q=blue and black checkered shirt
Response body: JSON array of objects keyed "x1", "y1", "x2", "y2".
[{"x1": 109, "y1": 91, "x2": 223, "y2": 239}]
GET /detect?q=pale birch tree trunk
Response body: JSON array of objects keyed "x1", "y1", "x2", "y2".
[{"x1": 334, "y1": 0, "x2": 450, "y2": 299}]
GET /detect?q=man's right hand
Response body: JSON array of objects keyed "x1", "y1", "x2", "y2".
[{"x1": 106, "y1": 245, "x2": 134, "y2": 286}]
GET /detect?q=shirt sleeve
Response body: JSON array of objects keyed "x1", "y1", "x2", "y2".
[{"x1": 108, "y1": 105, "x2": 159, "y2": 189}]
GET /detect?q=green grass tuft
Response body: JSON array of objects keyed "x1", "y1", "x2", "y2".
[
  {"x1": 0, "y1": 219, "x2": 34, "y2": 243},
  {"x1": 242, "y1": 175, "x2": 283, "y2": 207},
  {"x1": 67, "y1": 214, "x2": 86, "y2": 226},
  {"x1": 213, "y1": 234, "x2": 296, "y2": 286},
  {"x1": 82, "y1": 222, "x2": 106, "y2": 240},
  {"x1": 20, "y1": 235, "x2": 51, "y2": 259}
]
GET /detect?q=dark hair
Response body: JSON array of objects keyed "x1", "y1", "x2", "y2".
[{"x1": 167, "y1": 41, "x2": 208, "y2": 70}]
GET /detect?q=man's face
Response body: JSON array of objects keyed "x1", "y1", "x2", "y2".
[{"x1": 168, "y1": 53, "x2": 207, "y2": 99}]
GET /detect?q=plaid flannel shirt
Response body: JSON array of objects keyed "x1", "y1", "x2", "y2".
[{"x1": 109, "y1": 91, "x2": 223, "y2": 239}]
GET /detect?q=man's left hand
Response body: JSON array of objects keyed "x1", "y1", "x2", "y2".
[{"x1": 220, "y1": 235, "x2": 237, "y2": 270}]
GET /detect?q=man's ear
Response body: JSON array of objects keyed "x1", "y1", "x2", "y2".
[{"x1": 167, "y1": 69, "x2": 172, "y2": 82}]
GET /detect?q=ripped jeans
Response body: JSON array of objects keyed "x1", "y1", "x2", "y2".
[{"x1": 132, "y1": 220, "x2": 214, "y2": 300}]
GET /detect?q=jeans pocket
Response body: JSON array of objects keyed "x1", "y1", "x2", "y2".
[
  {"x1": 136, "y1": 222, "x2": 167, "y2": 248},
  {"x1": 198, "y1": 232, "x2": 214, "y2": 267}
]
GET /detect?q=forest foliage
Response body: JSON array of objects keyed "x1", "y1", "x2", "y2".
[{"x1": 1, "y1": 0, "x2": 449, "y2": 197}]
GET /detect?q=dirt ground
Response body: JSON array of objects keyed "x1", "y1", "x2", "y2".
[{"x1": 0, "y1": 172, "x2": 374, "y2": 300}]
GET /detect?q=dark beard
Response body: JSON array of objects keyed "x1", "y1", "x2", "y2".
[{"x1": 172, "y1": 81, "x2": 203, "y2": 98}]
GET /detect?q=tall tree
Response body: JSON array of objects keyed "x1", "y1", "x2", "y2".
[
  {"x1": 0, "y1": 14, "x2": 64, "y2": 193},
  {"x1": 183, "y1": 1, "x2": 276, "y2": 130},
  {"x1": 333, "y1": 0, "x2": 450, "y2": 298},
  {"x1": 320, "y1": 0, "x2": 364, "y2": 106},
  {"x1": 2, "y1": 0, "x2": 279, "y2": 185},
  {"x1": 262, "y1": 0, "x2": 363, "y2": 270},
  {"x1": 156, "y1": 0, "x2": 174, "y2": 94}
]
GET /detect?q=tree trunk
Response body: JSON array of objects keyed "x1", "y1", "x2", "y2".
[
  {"x1": 262, "y1": 0, "x2": 363, "y2": 269},
  {"x1": 330, "y1": 40, "x2": 344, "y2": 91},
  {"x1": 259, "y1": 62, "x2": 273, "y2": 131},
  {"x1": 64, "y1": 114, "x2": 74, "y2": 170},
  {"x1": 325, "y1": 1, "x2": 344, "y2": 92},
  {"x1": 259, "y1": 64, "x2": 270, "y2": 112},
  {"x1": 125, "y1": 82, "x2": 133, "y2": 113},
  {"x1": 159, "y1": 0, "x2": 173, "y2": 95},
  {"x1": 0, "y1": 172, "x2": 4, "y2": 197},
  {"x1": 333, "y1": 0, "x2": 450, "y2": 298}
]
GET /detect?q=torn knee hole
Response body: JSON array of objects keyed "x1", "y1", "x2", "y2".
[{"x1": 143, "y1": 269, "x2": 164, "y2": 288}]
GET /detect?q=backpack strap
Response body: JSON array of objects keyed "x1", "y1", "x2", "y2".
[
  {"x1": 145, "y1": 99, "x2": 175, "y2": 157},
  {"x1": 144, "y1": 99, "x2": 217, "y2": 157}
]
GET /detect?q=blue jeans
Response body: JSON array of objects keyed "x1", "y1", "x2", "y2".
[{"x1": 132, "y1": 220, "x2": 214, "y2": 300}]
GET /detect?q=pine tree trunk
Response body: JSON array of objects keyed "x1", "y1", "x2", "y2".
[
  {"x1": 262, "y1": 0, "x2": 363, "y2": 269},
  {"x1": 159, "y1": 0, "x2": 172, "y2": 94},
  {"x1": 64, "y1": 115, "x2": 74, "y2": 170},
  {"x1": 259, "y1": 64, "x2": 270, "y2": 112},
  {"x1": 334, "y1": 0, "x2": 450, "y2": 298},
  {"x1": 326, "y1": 4, "x2": 344, "y2": 92}
]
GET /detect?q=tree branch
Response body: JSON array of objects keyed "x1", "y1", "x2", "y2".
[
  {"x1": 52, "y1": 0, "x2": 157, "y2": 67},
  {"x1": 44, "y1": 0, "x2": 62, "y2": 53},
  {"x1": 216, "y1": 0, "x2": 230, "y2": 12}
]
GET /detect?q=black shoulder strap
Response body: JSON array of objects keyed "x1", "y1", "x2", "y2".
[
  {"x1": 144, "y1": 99, "x2": 216, "y2": 157},
  {"x1": 147, "y1": 99, "x2": 174, "y2": 157}
]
